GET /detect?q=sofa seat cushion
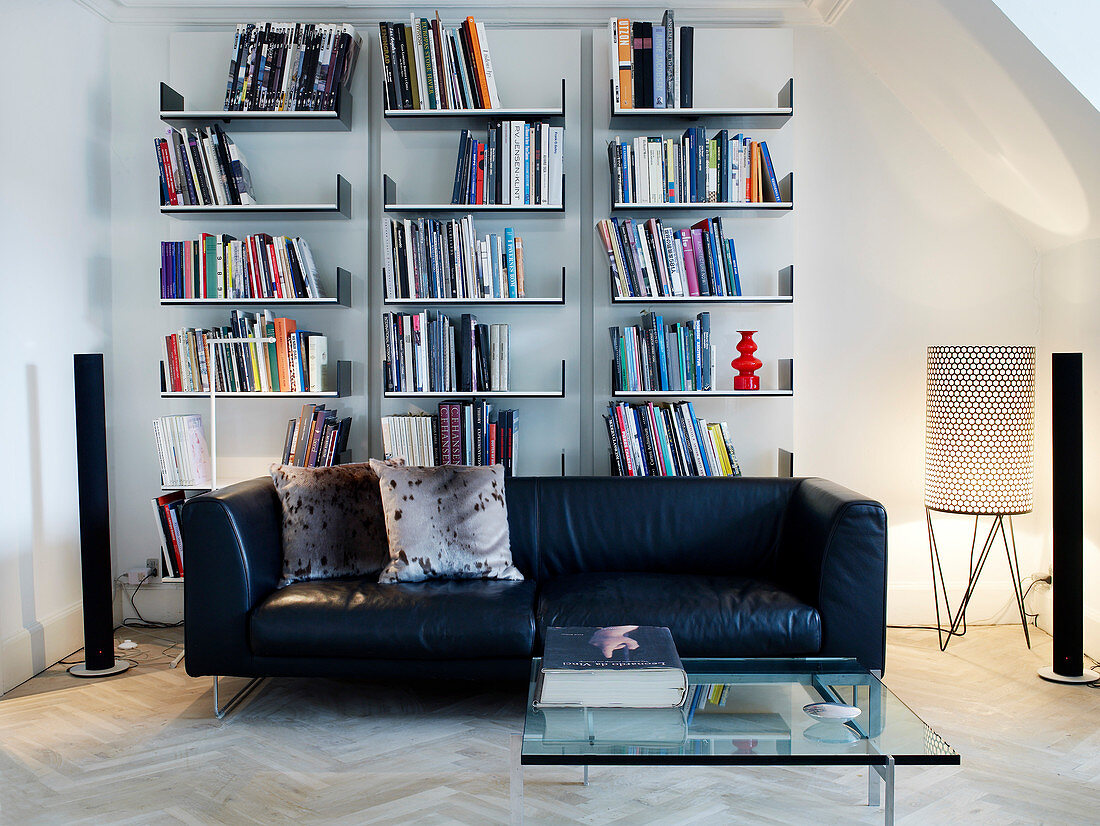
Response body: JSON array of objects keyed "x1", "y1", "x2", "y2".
[
  {"x1": 251, "y1": 577, "x2": 537, "y2": 659},
  {"x1": 537, "y1": 573, "x2": 821, "y2": 658}
]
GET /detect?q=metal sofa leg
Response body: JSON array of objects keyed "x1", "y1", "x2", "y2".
[{"x1": 213, "y1": 675, "x2": 265, "y2": 719}]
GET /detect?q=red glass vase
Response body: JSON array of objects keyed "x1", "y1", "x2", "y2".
[{"x1": 732, "y1": 331, "x2": 762, "y2": 391}]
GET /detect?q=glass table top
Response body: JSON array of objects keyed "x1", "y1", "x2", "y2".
[{"x1": 522, "y1": 658, "x2": 959, "y2": 766}]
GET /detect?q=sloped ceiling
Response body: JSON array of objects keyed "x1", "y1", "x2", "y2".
[{"x1": 831, "y1": 0, "x2": 1100, "y2": 251}]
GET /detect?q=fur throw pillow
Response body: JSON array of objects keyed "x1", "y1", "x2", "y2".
[
  {"x1": 369, "y1": 461, "x2": 523, "y2": 583},
  {"x1": 270, "y1": 463, "x2": 390, "y2": 587}
]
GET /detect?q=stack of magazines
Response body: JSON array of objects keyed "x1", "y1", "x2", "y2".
[{"x1": 535, "y1": 626, "x2": 688, "y2": 708}]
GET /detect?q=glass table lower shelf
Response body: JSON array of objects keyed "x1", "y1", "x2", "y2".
[{"x1": 512, "y1": 657, "x2": 958, "y2": 825}]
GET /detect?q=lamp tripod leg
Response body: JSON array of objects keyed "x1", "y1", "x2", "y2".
[{"x1": 1002, "y1": 516, "x2": 1032, "y2": 649}]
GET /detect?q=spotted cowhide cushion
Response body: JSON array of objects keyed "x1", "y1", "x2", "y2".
[
  {"x1": 270, "y1": 463, "x2": 390, "y2": 587},
  {"x1": 368, "y1": 460, "x2": 523, "y2": 583}
]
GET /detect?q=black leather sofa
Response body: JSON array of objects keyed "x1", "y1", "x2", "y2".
[{"x1": 182, "y1": 476, "x2": 887, "y2": 686}]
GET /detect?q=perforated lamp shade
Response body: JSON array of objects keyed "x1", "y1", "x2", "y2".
[{"x1": 924, "y1": 346, "x2": 1035, "y2": 515}]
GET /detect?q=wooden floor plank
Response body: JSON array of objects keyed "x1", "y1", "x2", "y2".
[{"x1": 1, "y1": 625, "x2": 1097, "y2": 824}]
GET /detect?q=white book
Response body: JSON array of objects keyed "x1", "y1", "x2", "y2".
[
  {"x1": 510, "y1": 121, "x2": 524, "y2": 204},
  {"x1": 183, "y1": 414, "x2": 211, "y2": 487},
  {"x1": 635, "y1": 224, "x2": 660, "y2": 298},
  {"x1": 479, "y1": 239, "x2": 492, "y2": 297},
  {"x1": 199, "y1": 130, "x2": 223, "y2": 205},
  {"x1": 540, "y1": 123, "x2": 550, "y2": 205},
  {"x1": 548, "y1": 126, "x2": 564, "y2": 206},
  {"x1": 673, "y1": 26, "x2": 681, "y2": 108},
  {"x1": 426, "y1": 27, "x2": 441, "y2": 110},
  {"x1": 634, "y1": 137, "x2": 649, "y2": 204},
  {"x1": 500, "y1": 324, "x2": 509, "y2": 391},
  {"x1": 609, "y1": 18, "x2": 620, "y2": 108},
  {"x1": 648, "y1": 139, "x2": 664, "y2": 203},
  {"x1": 401, "y1": 315, "x2": 414, "y2": 392},
  {"x1": 295, "y1": 237, "x2": 323, "y2": 298},
  {"x1": 382, "y1": 218, "x2": 396, "y2": 299},
  {"x1": 475, "y1": 22, "x2": 501, "y2": 108},
  {"x1": 490, "y1": 324, "x2": 500, "y2": 392},
  {"x1": 500, "y1": 122, "x2": 512, "y2": 205},
  {"x1": 152, "y1": 418, "x2": 171, "y2": 486},
  {"x1": 402, "y1": 218, "x2": 417, "y2": 298},
  {"x1": 418, "y1": 311, "x2": 429, "y2": 393},
  {"x1": 381, "y1": 417, "x2": 393, "y2": 459},
  {"x1": 225, "y1": 137, "x2": 256, "y2": 205},
  {"x1": 410, "y1": 14, "x2": 428, "y2": 109}
]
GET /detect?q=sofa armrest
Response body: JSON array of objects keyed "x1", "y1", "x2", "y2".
[
  {"x1": 181, "y1": 477, "x2": 282, "y2": 677},
  {"x1": 778, "y1": 478, "x2": 888, "y2": 672}
]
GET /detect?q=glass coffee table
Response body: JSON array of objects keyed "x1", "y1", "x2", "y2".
[{"x1": 512, "y1": 658, "x2": 958, "y2": 825}]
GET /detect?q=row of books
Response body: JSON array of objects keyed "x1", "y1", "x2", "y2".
[
  {"x1": 383, "y1": 312, "x2": 509, "y2": 393},
  {"x1": 379, "y1": 15, "x2": 500, "y2": 110},
  {"x1": 605, "y1": 401, "x2": 742, "y2": 477},
  {"x1": 161, "y1": 312, "x2": 329, "y2": 394},
  {"x1": 609, "y1": 131, "x2": 781, "y2": 204},
  {"x1": 152, "y1": 414, "x2": 212, "y2": 488},
  {"x1": 222, "y1": 22, "x2": 361, "y2": 111},
  {"x1": 450, "y1": 123, "x2": 564, "y2": 206},
  {"x1": 596, "y1": 216, "x2": 740, "y2": 298},
  {"x1": 610, "y1": 14, "x2": 694, "y2": 110},
  {"x1": 160, "y1": 234, "x2": 323, "y2": 300},
  {"x1": 156, "y1": 125, "x2": 255, "y2": 207},
  {"x1": 381, "y1": 402, "x2": 518, "y2": 474},
  {"x1": 612, "y1": 312, "x2": 714, "y2": 393},
  {"x1": 152, "y1": 491, "x2": 186, "y2": 578},
  {"x1": 382, "y1": 216, "x2": 526, "y2": 300},
  {"x1": 280, "y1": 404, "x2": 352, "y2": 467}
]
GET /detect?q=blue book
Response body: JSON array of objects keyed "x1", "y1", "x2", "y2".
[
  {"x1": 727, "y1": 238, "x2": 741, "y2": 295},
  {"x1": 523, "y1": 124, "x2": 531, "y2": 204},
  {"x1": 504, "y1": 227, "x2": 518, "y2": 298},
  {"x1": 759, "y1": 140, "x2": 782, "y2": 202},
  {"x1": 620, "y1": 141, "x2": 631, "y2": 202},
  {"x1": 652, "y1": 25, "x2": 666, "y2": 108},
  {"x1": 451, "y1": 131, "x2": 470, "y2": 204},
  {"x1": 653, "y1": 314, "x2": 669, "y2": 391},
  {"x1": 685, "y1": 401, "x2": 713, "y2": 476}
]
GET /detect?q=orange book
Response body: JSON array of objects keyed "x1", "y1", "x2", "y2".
[
  {"x1": 616, "y1": 19, "x2": 633, "y2": 110},
  {"x1": 273, "y1": 317, "x2": 297, "y2": 392},
  {"x1": 464, "y1": 17, "x2": 492, "y2": 109}
]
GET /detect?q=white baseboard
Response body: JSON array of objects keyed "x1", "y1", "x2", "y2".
[
  {"x1": 1085, "y1": 608, "x2": 1100, "y2": 662},
  {"x1": 1, "y1": 602, "x2": 84, "y2": 694},
  {"x1": 887, "y1": 580, "x2": 1031, "y2": 627}
]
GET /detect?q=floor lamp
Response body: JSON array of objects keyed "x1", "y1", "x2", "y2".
[{"x1": 925, "y1": 345, "x2": 1036, "y2": 651}]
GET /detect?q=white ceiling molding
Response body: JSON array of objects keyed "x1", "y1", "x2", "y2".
[
  {"x1": 69, "y1": 0, "x2": 833, "y2": 27},
  {"x1": 807, "y1": 0, "x2": 854, "y2": 25}
]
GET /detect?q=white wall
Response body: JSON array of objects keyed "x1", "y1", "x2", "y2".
[
  {"x1": 58, "y1": 3, "x2": 1069, "y2": 640},
  {"x1": 792, "y1": 25, "x2": 1043, "y2": 626},
  {"x1": 0, "y1": 0, "x2": 112, "y2": 692}
]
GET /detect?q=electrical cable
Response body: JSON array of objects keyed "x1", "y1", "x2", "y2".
[{"x1": 119, "y1": 572, "x2": 184, "y2": 629}]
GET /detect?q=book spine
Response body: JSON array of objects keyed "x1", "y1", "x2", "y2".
[
  {"x1": 616, "y1": 19, "x2": 633, "y2": 110},
  {"x1": 679, "y1": 26, "x2": 693, "y2": 108}
]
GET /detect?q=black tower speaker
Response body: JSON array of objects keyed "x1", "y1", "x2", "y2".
[
  {"x1": 1039, "y1": 353, "x2": 1098, "y2": 684},
  {"x1": 70, "y1": 354, "x2": 130, "y2": 678}
]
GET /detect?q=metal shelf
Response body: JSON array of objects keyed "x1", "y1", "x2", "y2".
[
  {"x1": 384, "y1": 79, "x2": 566, "y2": 127},
  {"x1": 612, "y1": 175, "x2": 792, "y2": 214},
  {"x1": 611, "y1": 266, "x2": 793, "y2": 304},
  {"x1": 161, "y1": 269, "x2": 351, "y2": 307},
  {"x1": 610, "y1": 79, "x2": 793, "y2": 128},
  {"x1": 161, "y1": 176, "x2": 351, "y2": 218},
  {"x1": 385, "y1": 361, "x2": 565, "y2": 399},
  {"x1": 384, "y1": 174, "x2": 564, "y2": 214},
  {"x1": 159, "y1": 82, "x2": 352, "y2": 131},
  {"x1": 385, "y1": 268, "x2": 565, "y2": 306},
  {"x1": 163, "y1": 360, "x2": 351, "y2": 398},
  {"x1": 612, "y1": 359, "x2": 793, "y2": 397}
]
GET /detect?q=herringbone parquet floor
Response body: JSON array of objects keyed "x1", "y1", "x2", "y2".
[{"x1": 1, "y1": 626, "x2": 1097, "y2": 825}]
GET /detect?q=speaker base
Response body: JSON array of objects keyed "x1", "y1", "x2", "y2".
[
  {"x1": 1037, "y1": 666, "x2": 1099, "y2": 684},
  {"x1": 68, "y1": 660, "x2": 132, "y2": 678}
]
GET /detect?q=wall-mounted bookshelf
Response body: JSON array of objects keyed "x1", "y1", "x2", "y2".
[
  {"x1": 159, "y1": 82, "x2": 353, "y2": 131},
  {"x1": 161, "y1": 268, "x2": 352, "y2": 307},
  {"x1": 609, "y1": 79, "x2": 793, "y2": 127},
  {"x1": 610, "y1": 266, "x2": 793, "y2": 305},
  {"x1": 385, "y1": 79, "x2": 566, "y2": 126},
  {"x1": 161, "y1": 175, "x2": 352, "y2": 218},
  {"x1": 384, "y1": 174, "x2": 565, "y2": 214},
  {"x1": 386, "y1": 268, "x2": 566, "y2": 306},
  {"x1": 384, "y1": 361, "x2": 566, "y2": 399}
]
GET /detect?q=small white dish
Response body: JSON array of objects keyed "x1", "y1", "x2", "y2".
[
  {"x1": 803, "y1": 702, "x2": 862, "y2": 721},
  {"x1": 804, "y1": 721, "x2": 861, "y2": 744}
]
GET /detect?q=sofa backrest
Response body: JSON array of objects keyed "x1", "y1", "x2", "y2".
[{"x1": 504, "y1": 476, "x2": 797, "y2": 580}]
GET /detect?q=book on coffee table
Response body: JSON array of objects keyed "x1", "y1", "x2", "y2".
[{"x1": 535, "y1": 626, "x2": 688, "y2": 708}]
